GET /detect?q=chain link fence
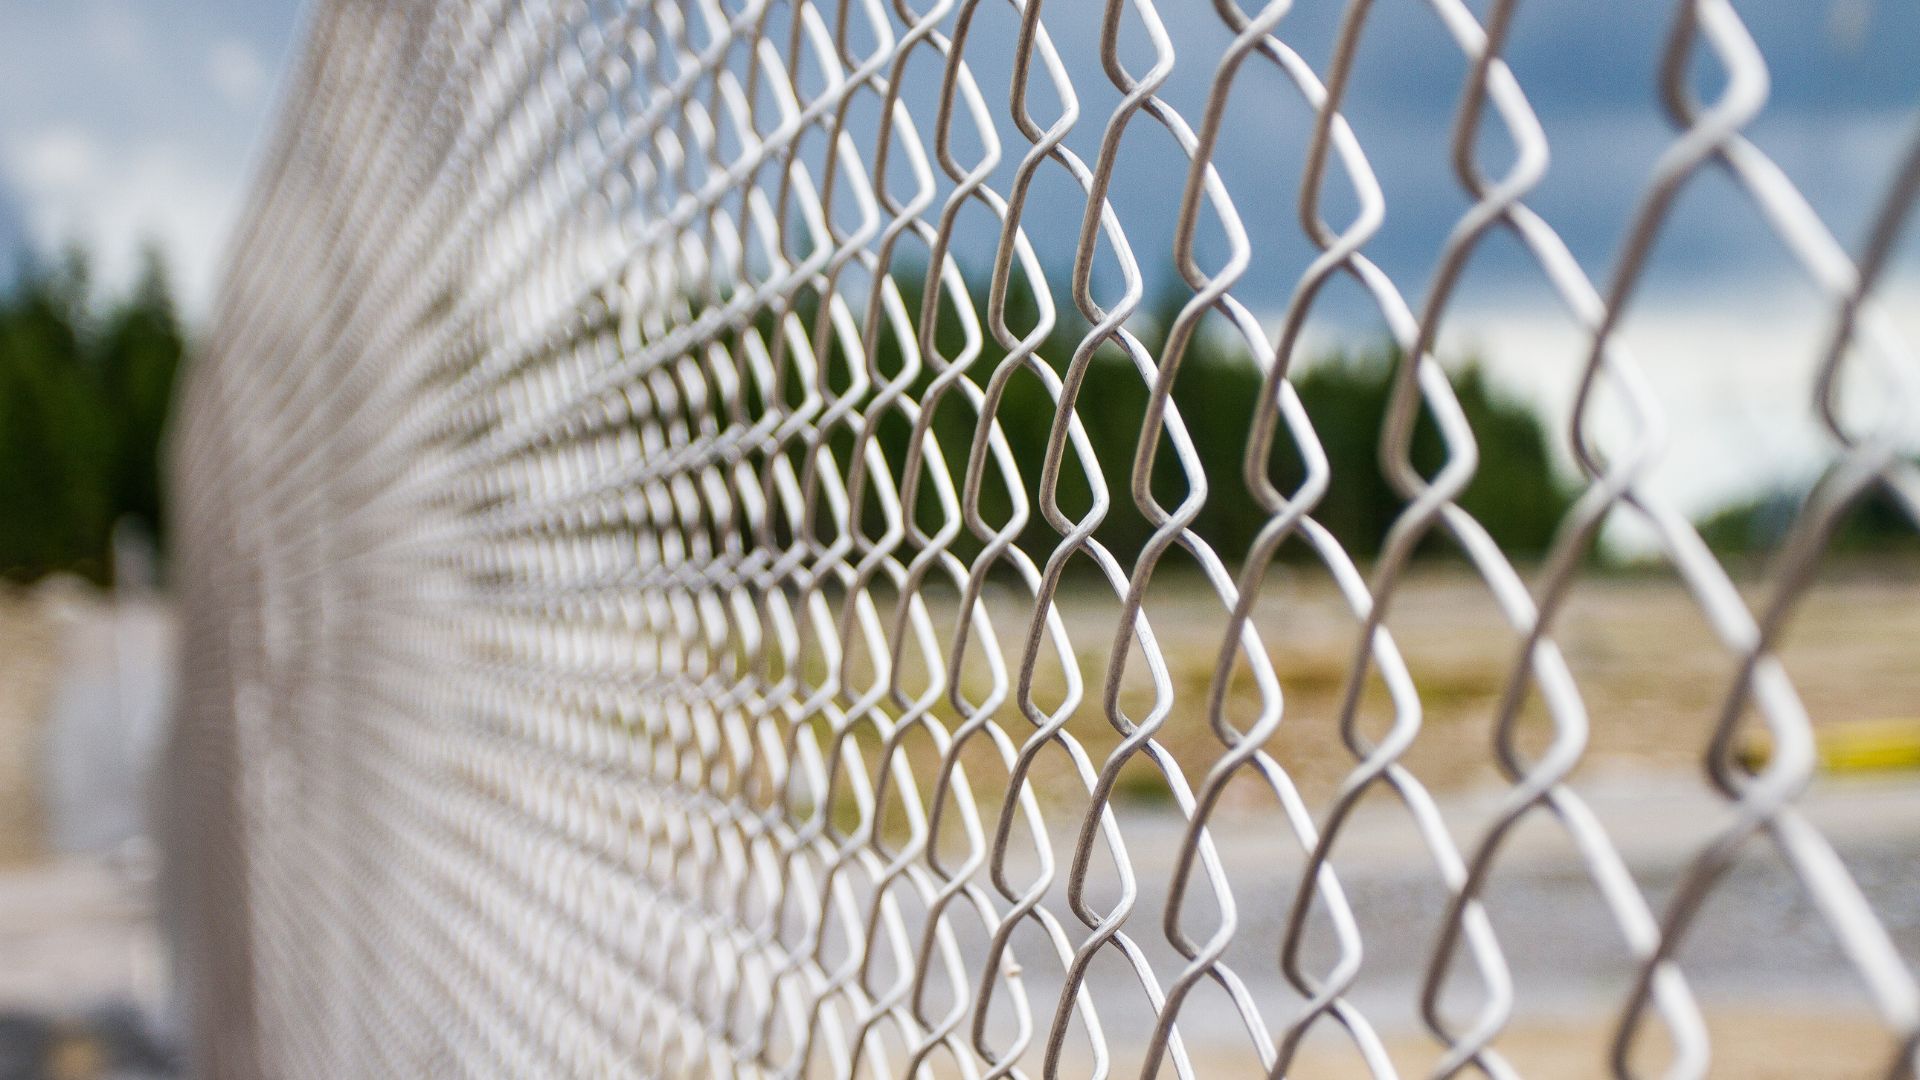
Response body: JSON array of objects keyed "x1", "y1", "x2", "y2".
[{"x1": 168, "y1": 0, "x2": 1920, "y2": 1076}]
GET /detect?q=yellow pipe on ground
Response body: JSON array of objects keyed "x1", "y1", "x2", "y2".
[{"x1": 1741, "y1": 718, "x2": 1920, "y2": 773}]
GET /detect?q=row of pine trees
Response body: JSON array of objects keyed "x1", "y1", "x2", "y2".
[
  {"x1": 0, "y1": 247, "x2": 1898, "y2": 587},
  {"x1": 0, "y1": 249, "x2": 182, "y2": 585}
]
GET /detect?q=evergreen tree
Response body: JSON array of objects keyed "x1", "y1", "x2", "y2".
[{"x1": 0, "y1": 245, "x2": 184, "y2": 584}]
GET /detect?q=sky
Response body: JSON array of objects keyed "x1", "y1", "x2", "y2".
[
  {"x1": 906, "y1": 0, "x2": 1917, "y2": 307},
  {"x1": 0, "y1": 0, "x2": 306, "y2": 313},
  {"x1": 0, "y1": 0, "x2": 1915, "y2": 523}
]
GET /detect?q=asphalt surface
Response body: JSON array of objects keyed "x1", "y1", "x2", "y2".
[
  {"x1": 961, "y1": 772, "x2": 1920, "y2": 1077},
  {"x1": 5, "y1": 590, "x2": 1917, "y2": 1077}
]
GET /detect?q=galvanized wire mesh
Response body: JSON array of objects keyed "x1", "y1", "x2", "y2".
[{"x1": 168, "y1": 0, "x2": 1920, "y2": 1076}]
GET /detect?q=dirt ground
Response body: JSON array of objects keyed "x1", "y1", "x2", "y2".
[
  {"x1": 2, "y1": 568, "x2": 1916, "y2": 1077},
  {"x1": 0, "y1": 594, "x2": 57, "y2": 865},
  {"x1": 874, "y1": 559, "x2": 1920, "y2": 809},
  {"x1": 799, "y1": 562, "x2": 1920, "y2": 1076},
  {"x1": 1275, "y1": 1007, "x2": 1905, "y2": 1078}
]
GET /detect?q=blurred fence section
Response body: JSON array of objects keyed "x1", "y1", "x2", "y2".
[{"x1": 169, "y1": 0, "x2": 1920, "y2": 1077}]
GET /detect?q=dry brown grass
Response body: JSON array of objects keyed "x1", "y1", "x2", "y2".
[
  {"x1": 789, "y1": 560, "x2": 1920, "y2": 828},
  {"x1": 1241, "y1": 1006, "x2": 1901, "y2": 1079},
  {"x1": 0, "y1": 590, "x2": 57, "y2": 865}
]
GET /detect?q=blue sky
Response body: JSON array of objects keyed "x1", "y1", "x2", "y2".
[
  {"x1": 2, "y1": 1, "x2": 1912, "y2": 313},
  {"x1": 1, "y1": 0, "x2": 1915, "y2": 521},
  {"x1": 0, "y1": 0, "x2": 305, "y2": 311},
  {"x1": 900, "y1": 0, "x2": 1919, "y2": 311}
]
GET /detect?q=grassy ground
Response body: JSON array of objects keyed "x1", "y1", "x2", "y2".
[{"x1": 0, "y1": 593, "x2": 56, "y2": 865}]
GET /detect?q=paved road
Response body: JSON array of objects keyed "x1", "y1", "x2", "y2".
[
  {"x1": 971, "y1": 772, "x2": 1920, "y2": 1077},
  {"x1": 0, "y1": 590, "x2": 177, "y2": 1079},
  {"x1": 7, "y1": 589, "x2": 1918, "y2": 1076}
]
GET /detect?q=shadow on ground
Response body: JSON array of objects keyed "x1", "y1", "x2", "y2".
[{"x1": 0, "y1": 1002, "x2": 175, "y2": 1080}]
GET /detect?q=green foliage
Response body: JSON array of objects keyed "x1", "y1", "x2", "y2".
[
  {"x1": 0, "y1": 246, "x2": 183, "y2": 585},
  {"x1": 0, "y1": 243, "x2": 1585, "y2": 587},
  {"x1": 1697, "y1": 483, "x2": 1918, "y2": 557},
  {"x1": 737, "y1": 267, "x2": 1576, "y2": 570}
]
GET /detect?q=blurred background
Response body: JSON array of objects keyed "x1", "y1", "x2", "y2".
[
  {"x1": 0, "y1": 1, "x2": 1916, "y2": 1077},
  {"x1": 1, "y1": 3, "x2": 301, "y2": 1075}
]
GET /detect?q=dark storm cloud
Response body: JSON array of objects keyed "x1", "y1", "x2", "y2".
[{"x1": 853, "y1": 0, "x2": 1920, "y2": 314}]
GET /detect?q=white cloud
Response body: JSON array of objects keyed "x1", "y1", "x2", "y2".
[
  {"x1": 0, "y1": 2, "x2": 301, "y2": 317},
  {"x1": 1437, "y1": 281, "x2": 1920, "y2": 550},
  {"x1": 5, "y1": 127, "x2": 243, "y2": 315},
  {"x1": 206, "y1": 38, "x2": 268, "y2": 109},
  {"x1": 8, "y1": 128, "x2": 102, "y2": 193},
  {"x1": 1267, "y1": 276, "x2": 1920, "y2": 552}
]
